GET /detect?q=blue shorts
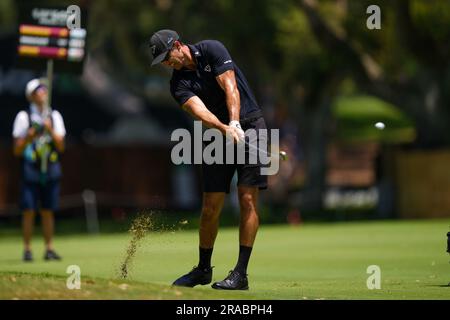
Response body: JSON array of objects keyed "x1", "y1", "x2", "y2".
[{"x1": 20, "y1": 181, "x2": 60, "y2": 211}]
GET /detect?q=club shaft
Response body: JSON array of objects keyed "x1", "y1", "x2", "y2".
[{"x1": 225, "y1": 138, "x2": 284, "y2": 159}]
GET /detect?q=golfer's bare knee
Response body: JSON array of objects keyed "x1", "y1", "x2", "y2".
[
  {"x1": 202, "y1": 205, "x2": 219, "y2": 219},
  {"x1": 201, "y1": 196, "x2": 223, "y2": 220},
  {"x1": 239, "y1": 192, "x2": 257, "y2": 216}
]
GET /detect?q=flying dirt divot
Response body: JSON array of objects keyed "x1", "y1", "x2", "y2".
[{"x1": 119, "y1": 212, "x2": 154, "y2": 279}]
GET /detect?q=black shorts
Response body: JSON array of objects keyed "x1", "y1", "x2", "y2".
[{"x1": 201, "y1": 116, "x2": 269, "y2": 194}]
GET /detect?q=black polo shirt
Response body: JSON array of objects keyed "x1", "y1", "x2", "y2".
[{"x1": 170, "y1": 40, "x2": 261, "y2": 124}]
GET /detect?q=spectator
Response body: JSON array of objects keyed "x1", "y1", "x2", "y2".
[{"x1": 12, "y1": 78, "x2": 66, "y2": 262}]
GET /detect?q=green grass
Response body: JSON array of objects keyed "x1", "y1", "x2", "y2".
[{"x1": 0, "y1": 219, "x2": 449, "y2": 299}]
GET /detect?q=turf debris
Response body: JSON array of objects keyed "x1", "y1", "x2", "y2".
[{"x1": 119, "y1": 212, "x2": 154, "y2": 279}]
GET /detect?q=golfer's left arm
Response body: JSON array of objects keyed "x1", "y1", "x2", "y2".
[
  {"x1": 216, "y1": 70, "x2": 240, "y2": 123},
  {"x1": 181, "y1": 96, "x2": 228, "y2": 134}
]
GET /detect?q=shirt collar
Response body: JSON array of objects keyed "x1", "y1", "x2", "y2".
[{"x1": 187, "y1": 44, "x2": 202, "y2": 68}]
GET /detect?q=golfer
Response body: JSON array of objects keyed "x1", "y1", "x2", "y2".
[
  {"x1": 150, "y1": 29, "x2": 268, "y2": 290},
  {"x1": 12, "y1": 78, "x2": 65, "y2": 262}
]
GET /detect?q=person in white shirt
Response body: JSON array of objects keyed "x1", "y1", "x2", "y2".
[{"x1": 12, "y1": 78, "x2": 66, "y2": 262}]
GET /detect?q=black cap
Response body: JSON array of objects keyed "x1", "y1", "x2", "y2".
[{"x1": 149, "y1": 29, "x2": 180, "y2": 66}]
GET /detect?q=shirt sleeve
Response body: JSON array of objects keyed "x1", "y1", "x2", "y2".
[
  {"x1": 170, "y1": 77, "x2": 196, "y2": 106},
  {"x1": 206, "y1": 40, "x2": 234, "y2": 76},
  {"x1": 51, "y1": 110, "x2": 66, "y2": 137},
  {"x1": 12, "y1": 111, "x2": 29, "y2": 138}
]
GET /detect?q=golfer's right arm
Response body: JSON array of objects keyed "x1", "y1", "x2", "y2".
[{"x1": 182, "y1": 96, "x2": 240, "y2": 141}]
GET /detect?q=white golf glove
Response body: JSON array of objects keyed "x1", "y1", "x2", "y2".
[{"x1": 229, "y1": 120, "x2": 245, "y2": 143}]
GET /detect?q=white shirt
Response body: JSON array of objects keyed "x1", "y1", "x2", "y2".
[{"x1": 12, "y1": 104, "x2": 66, "y2": 139}]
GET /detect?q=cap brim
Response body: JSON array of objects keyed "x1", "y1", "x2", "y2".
[{"x1": 151, "y1": 51, "x2": 168, "y2": 66}]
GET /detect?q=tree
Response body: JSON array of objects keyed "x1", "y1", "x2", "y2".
[
  {"x1": 297, "y1": 0, "x2": 450, "y2": 147},
  {"x1": 23, "y1": 0, "x2": 446, "y2": 212}
]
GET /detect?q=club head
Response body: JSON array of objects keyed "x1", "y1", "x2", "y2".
[{"x1": 279, "y1": 151, "x2": 288, "y2": 161}]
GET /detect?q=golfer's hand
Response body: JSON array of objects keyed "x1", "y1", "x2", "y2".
[{"x1": 228, "y1": 120, "x2": 245, "y2": 144}]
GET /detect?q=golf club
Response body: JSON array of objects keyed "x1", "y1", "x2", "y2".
[
  {"x1": 225, "y1": 135, "x2": 288, "y2": 161},
  {"x1": 243, "y1": 140, "x2": 288, "y2": 161}
]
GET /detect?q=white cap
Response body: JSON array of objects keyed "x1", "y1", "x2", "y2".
[{"x1": 25, "y1": 78, "x2": 47, "y2": 101}]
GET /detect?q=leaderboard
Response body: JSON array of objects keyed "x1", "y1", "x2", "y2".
[
  {"x1": 18, "y1": 24, "x2": 86, "y2": 61},
  {"x1": 16, "y1": 5, "x2": 88, "y2": 74}
]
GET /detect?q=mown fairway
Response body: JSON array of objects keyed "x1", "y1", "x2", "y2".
[{"x1": 0, "y1": 219, "x2": 449, "y2": 299}]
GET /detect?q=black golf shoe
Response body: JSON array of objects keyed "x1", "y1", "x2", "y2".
[
  {"x1": 172, "y1": 266, "x2": 213, "y2": 287},
  {"x1": 211, "y1": 270, "x2": 249, "y2": 290},
  {"x1": 44, "y1": 250, "x2": 62, "y2": 261},
  {"x1": 23, "y1": 250, "x2": 33, "y2": 262}
]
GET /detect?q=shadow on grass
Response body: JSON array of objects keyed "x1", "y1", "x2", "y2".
[{"x1": 424, "y1": 284, "x2": 450, "y2": 288}]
